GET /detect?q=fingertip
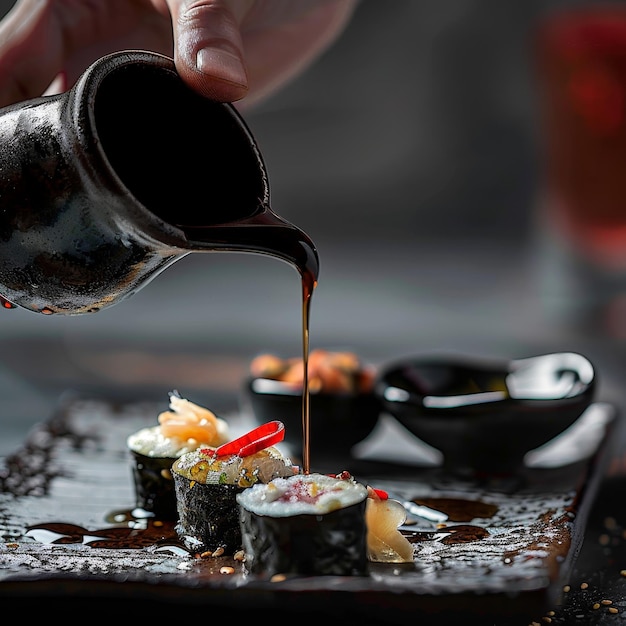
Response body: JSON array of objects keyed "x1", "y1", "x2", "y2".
[
  {"x1": 184, "y1": 71, "x2": 249, "y2": 103},
  {"x1": 170, "y1": 0, "x2": 249, "y2": 103},
  {"x1": 197, "y1": 46, "x2": 246, "y2": 85},
  {"x1": 177, "y1": 46, "x2": 248, "y2": 103}
]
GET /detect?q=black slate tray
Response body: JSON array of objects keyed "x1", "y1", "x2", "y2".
[{"x1": 0, "y1": 395, "x2": 617, "y2": 625}]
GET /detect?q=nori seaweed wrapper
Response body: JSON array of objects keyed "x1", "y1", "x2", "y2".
[
  {"x1": 239, "y1": 498, "x2": 368, "y2": 577},
  {"x1": 173, "y1": 474, "x2": 244, "y2": 553},
  {"x1": 130, "y1": 451, "x2": 177, "y2": 521}
]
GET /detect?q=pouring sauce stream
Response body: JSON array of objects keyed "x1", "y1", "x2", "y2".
[{"x1": 181, "y1": 213, "x2": 318, "y2": 475}]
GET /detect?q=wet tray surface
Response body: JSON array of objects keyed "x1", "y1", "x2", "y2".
[{"x1": 0, "y1": 396, "x2": 617, "y2": 624}]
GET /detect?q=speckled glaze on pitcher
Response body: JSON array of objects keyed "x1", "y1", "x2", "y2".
[{"x1": 0, "y1": 50, "x2": 318, "y2": 315}]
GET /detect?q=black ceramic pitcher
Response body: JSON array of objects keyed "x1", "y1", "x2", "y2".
[{"x1": 0, "y1": 50, "x2": 318, "y2": 315}]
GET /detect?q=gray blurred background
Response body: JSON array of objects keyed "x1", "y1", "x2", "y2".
[{"x1": 0, "y1": 0, "x2": 623, "y2": 454}]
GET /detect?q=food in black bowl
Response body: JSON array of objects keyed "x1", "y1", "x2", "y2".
[
  {"x1": 242, "y1": 349, "x2": 381, "y2": 465},
  {"x1": 374, "y1": 351, "x2": 596, "y2": 476}
]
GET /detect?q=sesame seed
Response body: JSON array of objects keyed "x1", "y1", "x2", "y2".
[
  {"x1": 609, "y1": 607, "x2": 619, "y2": 614},
  {"x1": 212, "y1": 546, "x2": 225, "y2": 557},
  {"x1": 593, "y1": 603, "x2": 600, "y2": 610},
  {"x1": 219, "y1": 566, "x2": 235, "y2": 575},
  {"x1": 601, "y1": 599, "x2": 613, "y2": 605},
  {"x1": 563, "y1": 585, "x2": 571, "y2": 593},
  {"x1": 270, "y1": 573, "x2": 287, "y2": 582},
  {"x1": 580, "y1": 582, "x2": 589, "y2": 589}
]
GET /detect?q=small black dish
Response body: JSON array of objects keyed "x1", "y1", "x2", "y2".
[
  {"x1": 243, "y1": 377, "x2": 382, "y2": 465},
  {"x1": 375, "y1": 351, "x2": 596, "y2": 476}
]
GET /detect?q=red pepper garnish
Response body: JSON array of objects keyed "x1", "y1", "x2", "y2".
[
  {"x1": 372, "y1": 488, "x2": 388, "y2": 500},
  {"x1": 208, "y1": 420, "x2": 285, "y2": 458}
]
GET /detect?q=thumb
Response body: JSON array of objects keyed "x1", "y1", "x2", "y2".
[
  {"x1": 0, "y1": 1, "x2": 64, "y2": 107},
  {"x1": 168, "y1": 0, "x2": 251, "y2": 103}
]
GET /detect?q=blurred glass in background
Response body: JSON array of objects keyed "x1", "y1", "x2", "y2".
[{"x1": 534, "y1": 3, "x2": 626, "y2": 339}]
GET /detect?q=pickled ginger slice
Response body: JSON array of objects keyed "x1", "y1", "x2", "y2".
[{"x1": 366, "y1": 487, "x2": 414, "y2": 563}]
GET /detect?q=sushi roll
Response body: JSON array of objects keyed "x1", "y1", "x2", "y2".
[
  {"x1": 237, "y1": 471, "x2": 369, "y2": 577},
  {"x1": 127, "y1": 390, "x2": 230, "y2": 520},
  {"x1": 172, "y1": 421, "x2": 296, "y2": 554}
]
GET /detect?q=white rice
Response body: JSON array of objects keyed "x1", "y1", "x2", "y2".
[{"x1": 127, "y1": 425, "x2": 213, "y2": 458}]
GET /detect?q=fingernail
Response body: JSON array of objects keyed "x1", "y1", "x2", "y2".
[{"x1": 196, "y1": 47, "x2": 247, "y2": 87}]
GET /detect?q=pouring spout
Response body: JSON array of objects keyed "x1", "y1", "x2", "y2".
[{"x1": 180, "y1": 206, "x2": 319, "y2": 293}]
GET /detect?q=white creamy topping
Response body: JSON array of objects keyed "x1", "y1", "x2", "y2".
[
  {"x1": 237, "y1": 473, "x2": 367, "y2": 517},
  {"x1": 127, "y1": 425, "x2": 214, "y2": 458}
]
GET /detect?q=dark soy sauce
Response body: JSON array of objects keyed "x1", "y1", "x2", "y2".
[
  {"x1": 180, "y1": 211, "x2": 319, "y2": 475},
  {"x1": 301, "y1": 276, "x2": 314, "y2": 475}
]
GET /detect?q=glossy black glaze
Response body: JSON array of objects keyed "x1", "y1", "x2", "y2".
[
  {"x1": 0, "y1": 50, "x2": 318, "y2": 315},
  {"x1": 375, "y1": 352, "x2": 596, "y2": 475},
  {"x1": 243, "y1": 377, "x2": 382, "y2": 465}
]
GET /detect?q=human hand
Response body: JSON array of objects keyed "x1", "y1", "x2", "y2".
[{"x1": 0, "y1": 0, "x2": 357, "y2": 109}]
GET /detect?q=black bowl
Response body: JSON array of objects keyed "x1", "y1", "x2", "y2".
[
  {"x1": 375, "y1": 352, "x2": 596, "y2": 476},
  {"x1": 242, "y1": 377, "x2": 382, "y2": 465}
]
